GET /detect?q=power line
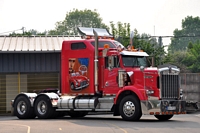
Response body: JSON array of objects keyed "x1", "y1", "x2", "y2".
[
  {"x1": 151, "y1": 35, "x2": 200, "y2": 38},
  {"x1": 119, "y1": 35, "x2": 200, "y2": 40},
  {"x1": 0, "y1": 27, "x2": 25, "y2": 35}
]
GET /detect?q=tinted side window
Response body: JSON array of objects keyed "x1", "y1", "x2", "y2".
[
  {"x1": 71, "y1": 42, "x2": 86, "y2": 50},
  {"x1": 105, "y1": 56, "x2": 119, "y2": 68}
]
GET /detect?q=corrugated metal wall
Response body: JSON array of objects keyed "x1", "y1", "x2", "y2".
[
  {"x1": 0, "y1": 53, "x2": 60, "y2": 73},
  {"x1": 0, "y1": 52, "x2": 61, "y2": 114},
  {"x1": 0, "y1": 73, "x2": 60, "y2": 114},
  {"x1": 180, "y1": 73, "x2": 200, "y2": 104}
]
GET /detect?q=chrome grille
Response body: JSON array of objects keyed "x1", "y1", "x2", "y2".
[
  {"x1": 159, "y1": 67, "x2": 180, "y2": 99},
  {"x1": 161, "y1": 75, "x2": 179, "y2": 99}
]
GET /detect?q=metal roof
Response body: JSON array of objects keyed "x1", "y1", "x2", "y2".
[{"x1": 0, "y1": 36, "x2": 82, "y2": 53}]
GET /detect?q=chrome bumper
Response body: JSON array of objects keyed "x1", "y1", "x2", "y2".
[{"x1": 141, "y1": 100, "x2": 186, "y2": 115}]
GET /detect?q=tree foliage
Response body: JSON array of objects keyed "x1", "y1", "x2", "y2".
[
  {"x1": 109, "y1": 22, "x2": 165, "y2": 67},
  {"x1": 164, "y1": 40, "x2": 200, "y2": 73},
  {"x1": 168, "y1": 16, "x2": 200, "y2": 53},
  {"x1": 48, "y1": 9, "x2": 109, "y2": 35},
  {"x1": 132, "y1": 31, "x2": 165, "y2": 66},
  {"x1": 164, "y1": 16, "x2": 200, "y2": 72},
  {"x1": 110, "y1": 21, "x2": 130, "y2": 47},
  {"x1": 182, "y1": 40, "x2": 200, "y2": 72},
  {"x1": 163, "y1": 51, "x2": 189, "y2": 72},
  {"x1": 9, "y1": 29, "x2": 46, "y2": 36}
]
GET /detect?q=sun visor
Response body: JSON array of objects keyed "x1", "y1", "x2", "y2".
[{"x1": 120, "y1": 51, "x2": 149, "y2": 56}]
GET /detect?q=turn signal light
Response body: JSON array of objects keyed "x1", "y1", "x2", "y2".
[
  {"x1": 104, "y1": 44, "x2": 110, "y2": 49},
  {"x1": 150, "y1": 112, "x2": 154, "y2": 115},
  {"x1": 155, "y1": 112, "x2": 160, "y2": 115}
]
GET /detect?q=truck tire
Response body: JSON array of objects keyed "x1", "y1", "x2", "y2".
[
  {"x1": 119, "y1": 95, "x2": 142, "y2": 121},
  {"x1": 68, "y1": 111, "x2": 88, "y2": 118},
  {"x1": 154, "y1": 115, "x2": 173, "y2": 121},
  {"x1": 14, "y1": 96, "x2": 36, "y2": 119},
  {"x1": 34, "y1": 96, "x2": 55, "y2": 119}
]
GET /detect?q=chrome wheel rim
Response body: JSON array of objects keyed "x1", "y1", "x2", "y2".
[
  {"x1": 37, "y1": 100, "x2": 47, "y2": 115},
  {"x1": 17, "y1": 101, "x2": 27, "y2": 115},
  {"x1": 123, "y1": 101, "x2": 135, "y2": 117}
]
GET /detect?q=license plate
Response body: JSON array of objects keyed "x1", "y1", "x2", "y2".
[{"x1": 167, "y1": 106, "x2": 176, "y2": 110}]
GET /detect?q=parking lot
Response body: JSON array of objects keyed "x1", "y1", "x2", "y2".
[{"x1": 1, "y1": 112, "x2": 200, "y2": 133}]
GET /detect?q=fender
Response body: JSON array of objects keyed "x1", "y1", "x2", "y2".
[
  {"x1": 114, "y1": 86, "x2": 146, "y2": 104},
  {"x1": 13, "y1": 93, "x2": 37, "y2": 107},
  {"x1": 34, "y1": 93, "x2": 60, "y2": 107}
]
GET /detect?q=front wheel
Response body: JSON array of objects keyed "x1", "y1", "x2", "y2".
[
  {"x1": 154, "y1": 115, "x2": 174, "y2": 121},
  {"x1": 119, "y1": 95, "x2": 142, "y2": 121},
  {"x1": 14, "y1": 96, "x2": 36, "y2": 119}
]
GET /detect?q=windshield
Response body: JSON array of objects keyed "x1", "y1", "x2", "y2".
[{"x1": 122, "y1": 55, "x2": 147, "y2": 67}]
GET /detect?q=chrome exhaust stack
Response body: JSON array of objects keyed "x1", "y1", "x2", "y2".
[{"x1": 93, "y1": 29, "x2": 99, "y2": 94}]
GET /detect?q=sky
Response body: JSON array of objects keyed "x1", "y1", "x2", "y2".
[{"x1": 0, "y1": 0, "x2": 200, "y2": 46}]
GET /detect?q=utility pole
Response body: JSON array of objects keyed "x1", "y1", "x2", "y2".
[
  {"x1": 158, "y1": 36, "x2": 162, "y2": 65},
  {"x1": 21, "y1": 27, "x2": 25, "y2": 35},
  {"x1": 158, "y1": 36, "x2": 162, "y2": 47}
]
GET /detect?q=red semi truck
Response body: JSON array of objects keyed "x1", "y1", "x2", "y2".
[{"x1": 12, "y1": 27, "x2": 186, "y2": 121}]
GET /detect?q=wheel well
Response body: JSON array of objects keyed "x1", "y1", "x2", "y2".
[
  {"x1": 13, "y1": 94, "x2": 30, "y2": 107},
  {"x1": 113, "y1": 90, "x2": 141, "y2": 115},
  {"x1": 117, "y1": 90, "x2": 140, "y2": 104}
]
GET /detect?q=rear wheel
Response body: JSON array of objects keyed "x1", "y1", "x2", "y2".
[
  {"x1": 119, "y1": 95, "x2": 142, "y2": 121},
  {"x1": 154, "y1": 115, "x2": 173, "y2": 121},
  {"x1": 14, "y1": 96, "x2": 36, "y2": 119},
  {"x1": 34, "y1": 96, "x2": 55, "y2": 119}
]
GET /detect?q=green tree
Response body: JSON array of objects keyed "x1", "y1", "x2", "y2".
[
  {"x1": 182, "y1": 40, "x2": 200, "y2": 72},
  {"x1": 48, "y1": 9, "x2": 109, "y2": 35},
  {"x1": 110, "y1": 22, "x2": 165, "y2": 67},
  {"x1": 110, "y1": 21, "x2": 130, "y2": 46},
  {"x1": 133, "y1": 32, "x2": 165, "y2": 66},
  {"x1": 9, "y1": 29, "x2": 46, "y2": 36},
  {"x1": 163, "y1": 51, "x2": 189, "y2": 72},
  {"x1": 168, "y1": 16, "x2": 200, "y2": 53}
]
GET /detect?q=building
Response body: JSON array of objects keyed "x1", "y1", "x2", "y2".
[{"x1": 0, "y1": 35, "x2": 81, "y2": 114}]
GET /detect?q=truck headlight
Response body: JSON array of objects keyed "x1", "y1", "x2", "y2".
[{"x1": 146, "y1": 89, "x2": 154, "y2": 95}]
